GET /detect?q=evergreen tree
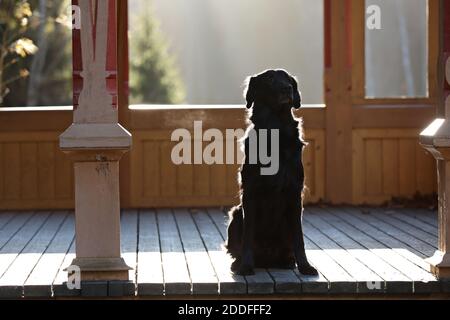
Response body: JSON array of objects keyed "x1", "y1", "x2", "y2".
[
  {"x1": 1, "y1": 0, "x2": 72, "y2": 107},
  {"x1": 0, "y1": 0, "x2": 37, "y2": 106},
  {"x1": 129, "y1": 7, "x2": 185, "y2": 104}
]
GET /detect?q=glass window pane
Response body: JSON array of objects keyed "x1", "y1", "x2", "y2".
[
  {"x1": 129, "y1": 0, "x2": 324, "y2": 105},
  {"x1": 365, "y1": 0, "x2": 428, "y2": 98},
  {"x1": 0, "y1": 0, "x2": 72, "y2": 107}
]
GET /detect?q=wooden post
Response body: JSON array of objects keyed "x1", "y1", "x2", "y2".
[
  {"x1": 117, "y1": 0, "x2": 131, "y2": 208},
  {"x1": 60, "y1": 0, "x2": 132, "y2": 281},
  {"x1": 420, "y1": 0, "x2": 450, "y2": 279},
  {"x1": 324, "y1": 0, "x2": 353, "y2": 204}
]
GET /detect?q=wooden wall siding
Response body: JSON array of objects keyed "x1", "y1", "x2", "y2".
[
  {"x1": 353, "y1": 129, "x2": 437, "y2": 205},
  {"x1": 129, "y1": 129, "x2": 326, "y2": 208},
  {"x1": 0, "y1": 132, "x2": 74, "y2": 210}
]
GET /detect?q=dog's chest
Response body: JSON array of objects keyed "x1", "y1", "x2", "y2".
[{"x1": 241, "y1": 130, "x2": 304, "y2": 192}]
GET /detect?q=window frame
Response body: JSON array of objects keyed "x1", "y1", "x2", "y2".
[{"x1": 351, "y1": 0, "x2": 439, "y2": 105}]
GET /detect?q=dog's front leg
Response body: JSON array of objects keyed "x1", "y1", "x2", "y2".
[
  {"x1": 292, "y1": 209, "x2": 318, "y2": 276},
  {"x1": 238, "y1": 194, "x2": 256, "y2": 276}
]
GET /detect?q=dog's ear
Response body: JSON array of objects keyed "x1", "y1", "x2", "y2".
[
  {"x1": 291, "y1": 76, "x2": 302, "y2": 109},
  {"x1": 244, "y1": 76, "x2": 257, "y2": 108}
]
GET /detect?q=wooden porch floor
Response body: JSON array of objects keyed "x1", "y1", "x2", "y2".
[{"x1": 0, "y1": 207, "x2": 447, "y2": 298}]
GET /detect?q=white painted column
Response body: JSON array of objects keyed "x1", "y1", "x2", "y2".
[
  {"x1": 420, "y1": 1, "x2": 450, "y2": 279},
  {"x1": 60, "y1": 0, "x2": 132, "y2": 281}
]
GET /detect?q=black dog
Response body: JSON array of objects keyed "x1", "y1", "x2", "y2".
[{"x1": 226, "y1": 69, "x2": 318, "y2": 276}]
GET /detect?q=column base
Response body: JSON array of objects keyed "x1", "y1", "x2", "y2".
[
  {"x1": 426, "y1": 251, "x2": 450, "y2": 279},
  {"x1": 66, "y1": 257, "x2": 132, "y2": 281}
]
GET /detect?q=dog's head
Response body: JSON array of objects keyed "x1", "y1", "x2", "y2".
[{"x1": 244, "y1": 69, "x2": 302, "y2": 110}]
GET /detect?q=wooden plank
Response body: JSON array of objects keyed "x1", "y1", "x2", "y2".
[
  {"x1": 37, "y1": 142, "x2": 56, "y2": 199},
  {"x1": 301, "y1": 235, "x2": 354, "y2": 294},
  {"x1": 52, "y1": 237, "x2": 79, "y2": 297},
  {"x1": 0, "y1": 212, "x2": 33, "y2": 249},
  {"x1": 194, "y1": 164, "x2": 210, "y2": 196},
  {"x1": 0, "y1": 213, "x2": 14, "y2": 231},
  {"x1": 130, "y1": 135, "x2": 144, "y2": 206},
  {"x1": 348, "y1": 209, "x2": 436, "y2": 257},
  {"x1": 174, "y1": 209, "x2": 218, "y2": 295},
  {"x1": 0, "y1": 212, "x2": 49, "y2": 282},
  {"x1": 307, "y1": 208, "x2": 413, "y2": 293},
  {"x1": 268, "y1": 269, "x2": 302, "y2": 294},
  {"x1": 365, "y1": 139, "x2": 383, "y2": 196},
  {"x1": 350, "y1": 0, "x2": 365, "y2": 101},
  {"x1": 54, "y1": 144, "x2": 72, "y2": 199},
  {"x1": 157, "y1": 209, "x2": 191, "y2": 295},
  {"x1": 370, "y1": 209, "x2": 438, "y2": 249},
  {"x1": 226, "y1": 164, "x2": 240, "y2": 197},
  {"x1": 381, "y1": 209, "x2": 437, "y2": 236},
  {"x1": 177, "y1": 164, "x2": 193, "y2": 196},
  {"x1": 0, "y1": 212, "x2": 65, "y2": 298},
  {"x1": 303, "y1": 141, "x2": 316, "y2": 197},
  {"x1": 399, "y1": 139, "x2": 417, "y2": 196},
  {"x1": 403, "y1": 208, "x2": 438, "y2": 228},
  {"x1": 294, "y1": 265, "x2": 329, "y2": 294},
  {"x1": 321, "y1": 207, "x2": 439, "y2": 293},
  {"x1": 244, "y1": 270, "x2": 275, "y2": 295},
  {"x1": 352, "y1": 131, "x2": 365, "y2": 204},
  {"x1": 191, "y1": 209, "x2": 247, "y2": 294},
  {"x1": 206, "y1": 208, "x2": 274, "y2": 294},
  {"x1": 20, "y1": 143, "x2": 38, "y2": 200},
  {"x1": 207, "y1": 208, "x2": 228, "y2": 240},
  {"x1": 24, "y1": 213, "x2": 74, "y2": 297},
  {"x1": 121, "y1": 210, "x2": 138, "y2": 292},
  {"x1": 160, "y1": 142, "x2": 177, "y2": 196},
  {"x1": 382, "y1": 139, "x2": 399, "y2": 196},
  {"x1": 210, "y1": 164, "x2": 227, "y2": 196},
  {"x1": 143, "y1": 142, "x2": 160, "y2": 197},
  {"x1": 329, "y1": 208, "x2": 431, "y2": 269},
  {"x1": 303, "y1": 219, "x2": 382, "y2": 293},
  {"x1": 137, "y1": 209, "x2": 164, "y2": 296},
  {"x1": 416, "y1": 145, "x2": 436, "y2": 195},
  {"x1": 3, "y1": 143, "x2": 21, "y2": 200},
  {"x1": 324, "y1": 0, "x2": 353, "y2": 204},
  {"x1": 305, "y1": 131, "x2": 326, "y2": 202}
]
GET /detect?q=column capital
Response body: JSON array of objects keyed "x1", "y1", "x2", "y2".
[
  {"x1": 60, "y1": 123, "x2": 132, "y2": 161},
  {"x1": 427, "y1": 251, "x2": 450, "y2": 279}
]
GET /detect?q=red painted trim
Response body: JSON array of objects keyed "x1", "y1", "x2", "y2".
[
  {"x1": 444, "y1": 0, "x2": 450, "y2": 52},
  {"x1": 443, "y1": 1, "x2": 450, "y2": 91},
  {"x1": 71, "y1": 0, "x2": 118, "y2": 110},
  {"x1": 124, "y1": 1, "x2": 129, "y2": 97},
  {"x1": 107, "y1": 0, "x2": 117, "y2": 72},
  {"x1": 106, "y1": 0, "x2": 118, "y2": 109},
  {"x1": 90, "y1": 0, "x2": 99, "y2": 60}
]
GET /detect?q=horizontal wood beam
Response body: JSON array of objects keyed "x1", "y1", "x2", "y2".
[
  {"x1": 352, "y1": 105, "x2": 436, "y2": 128},
  {"x1": 128, "y1": 106, "x2": 326, "y2": 130}
]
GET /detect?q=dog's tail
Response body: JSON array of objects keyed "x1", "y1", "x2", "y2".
[{"x1": 225, "y1": 205, "x2": 243, "y2": 258}]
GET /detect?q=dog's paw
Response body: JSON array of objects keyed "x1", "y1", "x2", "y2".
[
  {"x1": 237, "y1": 264, "x2": 255, "y2": 276},
  {"x1": 231, "y1": 259, "x2": 240, "y2": 273},
  {"x1": 298, "y1": 263, "x2": 319, "y2": 276}
]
